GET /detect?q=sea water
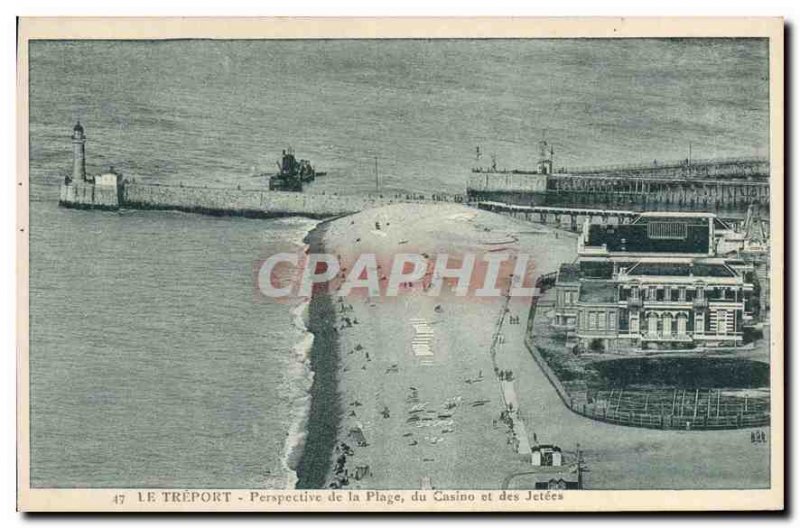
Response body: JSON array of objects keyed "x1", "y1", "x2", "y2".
[
  {"x1": 27, "y1": 39, "x2": 769, "y2": 488},
  {"x1": 29, "y1": 200, "x2": 317, "y2": 488}
]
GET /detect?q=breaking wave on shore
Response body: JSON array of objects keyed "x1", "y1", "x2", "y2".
[
  {"x1": 281, "y1": 298, "x2": 316, "y2": 489},
  {"x1": 276, "y1": 219, "x2": 318, "y2": 489}
]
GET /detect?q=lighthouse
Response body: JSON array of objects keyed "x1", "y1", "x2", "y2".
[
  {"x1": 72, "y1": 121, "x2": 86, "y2": 182},
  {"x1": 536, "y1": 137, "x2": 554, "y2": 175}
]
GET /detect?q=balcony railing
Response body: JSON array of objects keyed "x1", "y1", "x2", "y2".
[
  {"x1": 640, "y1": 333, "x2": 694, "y2": 342},
  {"x1": 626, "y1": 298, "x2": 642, "y2": 309},
  {"x1": 693, "y1": 298, "x2": 709, "y2": 309}
]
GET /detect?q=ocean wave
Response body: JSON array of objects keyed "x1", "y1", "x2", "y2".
[{"x1": 280, "y1": 235, "x2": 317, "y2": 489}]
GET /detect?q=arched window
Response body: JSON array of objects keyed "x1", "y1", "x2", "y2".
[
  {"x1": 648, "y1": 313, "x2": 659, "y2": 335},
  {"x1": 676, "y1": 313, "x2": 688, "y2": 335},
  {"x1": 662, "y1": 313, "x2": 673, "y2": 336}
]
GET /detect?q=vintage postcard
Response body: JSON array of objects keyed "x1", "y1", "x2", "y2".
[{"x1": 16, "y1": 17, "x2": 784, "y2": 512}]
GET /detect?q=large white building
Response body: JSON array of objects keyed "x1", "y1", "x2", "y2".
[{"x1": 554, "y1": 212, "x2": 757, "y2": 352}]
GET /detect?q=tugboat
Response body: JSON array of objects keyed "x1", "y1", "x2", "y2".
[{"x1": 268, "y1": 148, "x2": 325, "y2": 192}]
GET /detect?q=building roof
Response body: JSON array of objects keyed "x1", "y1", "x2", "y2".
[
  {"x1": 690, "y1": 263, "x2": 737, "y2": 277},
  {"x1": 635, "y1": 212, "x2": 732, "y2": 231},
  {"x1": 557, "y1": 263, "x2": 580, "y2": 283},
  {"x1": 533, "y1": 444, "x2": 562, "y2": 452},
  {"x1": 579, "y1": 260, "x2": 614, "y2": 279},
  {"x1": 586, "y1": 220, "x2": 710, "y2": 254},
  {"x1": 627, "y1": 262, "x2": 691, "y2": 276},
  {"x1": 636, "y1": 211, "x2": 717, "y2": 219},
  {"x1": 578, "y1": 281, "x2": 616, "y2": 303},
  {"x1": 627, "y1": 261, "x2": 736, "y2": 277}
]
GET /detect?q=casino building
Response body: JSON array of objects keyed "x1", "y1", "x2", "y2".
[{"x1": 553, "y1": 212, "x2": 756, "y2": 352}]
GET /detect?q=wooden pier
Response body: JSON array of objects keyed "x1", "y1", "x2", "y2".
[{"x1": 468, "y1": 157, "x2": 770, "y2": 216}]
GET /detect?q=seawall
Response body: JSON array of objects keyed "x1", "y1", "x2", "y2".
[
  {"x1": 59, "y1": 180, "x2": 120, "y2": 210},
  {"x1": 59, "y1": 181, "x2": 419, "y2": 219}
]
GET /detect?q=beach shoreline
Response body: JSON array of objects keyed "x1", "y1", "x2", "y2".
[{"x1": 294, "y1": 221, "x2": 342, "y2": 489}]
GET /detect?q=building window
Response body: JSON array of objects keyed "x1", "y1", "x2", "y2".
[
  {"x1": 598, "y1": 312, "x2": 607, "y2": 330},
  {"x1": 648, "y1": 313, "x2": 658, "y2": 335},
  {"x1": 677, "y1": 314, "x2": 687, "y2": 335},
  {"x1": 671, "y1": 287, "x2": 680, "y2": 302},
  {"x1": 588, "y1": 312, "x2": 597, "y2": 330},
  {"x1": 609, "y1": 311, "x2": 617, "y2": 330},
  {"x1": 695, "y1": 312, "x2": 705, "y2": 335},
  {"x1": 662, "y1": 313, "x2": 673, "y2": 336},
  {"x1": 630, "y1": 314, "x2": 640, "y2": 333},
  {"x1": 717, "y1": 310, "x2": 729, "y2": 335}
]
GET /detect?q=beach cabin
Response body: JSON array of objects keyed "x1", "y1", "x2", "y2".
[{"x1": 531, "y1": 444, "x2": 563, "y2": 467}]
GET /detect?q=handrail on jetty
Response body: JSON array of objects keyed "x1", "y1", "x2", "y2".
[{"x1": 560, "y1": 156, "x2": 768, "y2": 176}]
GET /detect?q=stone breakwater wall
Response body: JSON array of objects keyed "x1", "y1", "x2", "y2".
[
  {"x1": 59, "y1": 181, "x2": 411, "y2": 219},
  {"x1": 59, "y1": 181, "x2": 120, "y2": 210}
]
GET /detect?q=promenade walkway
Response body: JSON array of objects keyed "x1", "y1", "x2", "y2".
[{"x1": 498, "y1": 293, "x2": 769, "y2": 489}]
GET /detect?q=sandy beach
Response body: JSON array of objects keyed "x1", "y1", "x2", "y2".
[
  {"x1": 299, "y1": 203, "x2": 577, "y2": 489},
  {"x1": 297, "y1": 203, "x2": 769, "y2": 490}
]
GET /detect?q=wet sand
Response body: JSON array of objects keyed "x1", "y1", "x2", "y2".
[{"x1": 294, "y1": 222, "x2": 341, "y2": 489}]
